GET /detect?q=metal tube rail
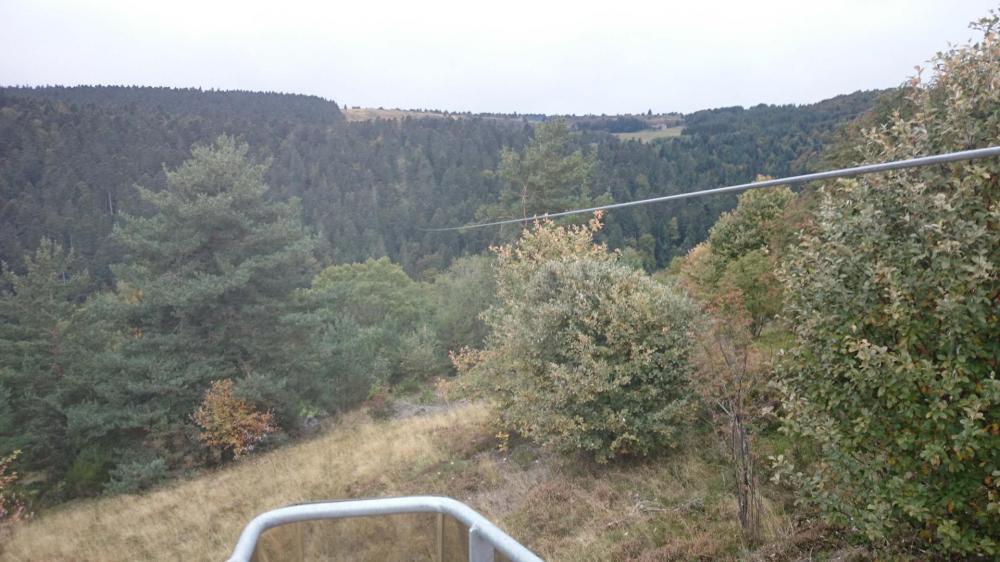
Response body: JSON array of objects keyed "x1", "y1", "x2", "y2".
[
  {"x1": 422, "y1": 145, "x2": 1000, "y2": 232},
  {"x1": 226, "y1": 495, "x2": 545, "y2": 562}
]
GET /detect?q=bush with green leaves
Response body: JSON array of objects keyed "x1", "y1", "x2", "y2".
[
  {"x1": 308, "y1": 257, "x2": 436, "y2": 384},
  {"x1": 454, "y1": 215, "x2": 697, "y2": 462},
  {"x1": 428, "y1": 255, "x2": 497, "y2": 354},
  {"x1": 776, "y1": 16, "x2": 1000, "y2": 557},
  {"x1": 63, "y1": 446, "x2": 111, "y2": 498},
  {"x1": 0, "y1": 450, "x2": 31, "y2": 527},
  {"x1": 103, "y1": 457, "x2": 167, "y2": 496},
  {"x1": 397, "y1": 324, "x2": 449, "y2": 381},
  {"x1": 707, "y1": 185, "x2": 794, "y2": 262}
]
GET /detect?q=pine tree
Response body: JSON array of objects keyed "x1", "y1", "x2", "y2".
[
  {"x1": 109, "y1": 136, "x2": 317, "y2": 445},
  {"x1": 0, "y1": 239, "x2": 89, "y2": 473},
  {"x1": 481, "y1": 120, "x2": 607, "y2": 223}
]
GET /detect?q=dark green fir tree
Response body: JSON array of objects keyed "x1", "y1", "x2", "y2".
[{"x1": 108, "y1": 136, "x2": 318, "y2": 448}]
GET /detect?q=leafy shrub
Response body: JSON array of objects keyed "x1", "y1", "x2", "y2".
[
  {"x1": 310, "y1": 257, "x2": 430, "y2": 384},
  {"x1": 364, "y1": 383, "x2": 395, "y2": 420},
  {"x1": 192, "y1": 379, "x2": 276, "y2": 459},
  {"x1": 398, "y1": 325, "x2": 449, "y2": 381},
  {"x1": 776, "y1": 15, "x2": 1000, "y2": 557},
  {"x1": 0, "y1": 450, "x2": 31, "y2": 529},
  {"x1": 454, "y1": 214, "x2": 697, "y2": 462},
  {"x1": 311, "y1": 257, "x2": 426, "y2": 330},
  {"x1": 103, "y1": 457, "x2": 168, "y2": 495},
  {"x1": 63, "y1": 446, "x2": 112, "y2": 497},
  {"x1": 429, "y1": 255, "x2": 497, "y2": 354}
]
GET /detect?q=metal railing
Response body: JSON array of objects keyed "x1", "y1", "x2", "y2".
[{"x1": 227, "y1": 495, "x2": 544, "y2": 562}]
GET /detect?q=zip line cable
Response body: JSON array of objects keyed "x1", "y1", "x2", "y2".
[{"x1": 421, "y1": 145, "x2": 1000, "y2": 232}]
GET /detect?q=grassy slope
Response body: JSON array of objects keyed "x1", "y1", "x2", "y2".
[{"x1": 3, "y1": 403, "x2": 826, "y2": 562}]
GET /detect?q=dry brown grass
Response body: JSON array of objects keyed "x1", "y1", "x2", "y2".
[
  {"x1": 342, "y1": 108, "x2": 455, "y2": 122},
  {"x1": 614, "y1": 126, "x2": 685, "y2": 143},
  {"x1": 2, "y1": 402, "x2": 810, "y2": 561},
  {"x1": 1, "y1": 406, "x2": 491, "y2": 561}
]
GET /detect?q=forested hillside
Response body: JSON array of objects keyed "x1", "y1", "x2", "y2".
[
  {"x1": 0, "y1": 84, "x2": 881, "y2": 508},
  {"x1": 0, "y1": 86, "x2": 879, "y2": 283},
  {"x1": 6, "y1": 86, "x2": 347, "y2": 124}
]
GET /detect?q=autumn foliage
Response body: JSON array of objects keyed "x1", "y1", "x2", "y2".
[
  {"x1": 454, "y1": 213, "x2": 698, "y2": 462},
  {"x1": 192, "y1": 379, "x2": 276, "y2": 458},
  {"x1": 0, "y1": 449, "x2": 31, "y2": 538}
]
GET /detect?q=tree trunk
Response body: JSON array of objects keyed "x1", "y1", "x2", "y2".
[{"x1": 731, "y1": 413, "x2": 761, "y2": 544}]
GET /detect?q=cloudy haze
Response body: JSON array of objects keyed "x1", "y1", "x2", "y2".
[{"x1": 1, "y1": 0, "x2": 995, "y2": 114}]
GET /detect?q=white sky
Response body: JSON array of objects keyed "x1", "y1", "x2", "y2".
[{"x1": 1, "y1": 0, "x2": 996, "y2": 114}]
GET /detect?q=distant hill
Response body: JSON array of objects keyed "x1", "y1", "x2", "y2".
[{"x1": 2, "y1": 85, "x2": 344, "y2": 125}]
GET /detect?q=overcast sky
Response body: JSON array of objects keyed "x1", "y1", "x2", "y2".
[{"x1": 1, "y1": 0, "x2": 996, "y2": 114}]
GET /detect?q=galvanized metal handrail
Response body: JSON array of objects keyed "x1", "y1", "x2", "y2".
[{"x1": 227, "y1": 495, "x2": 544, "y2": 562}]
